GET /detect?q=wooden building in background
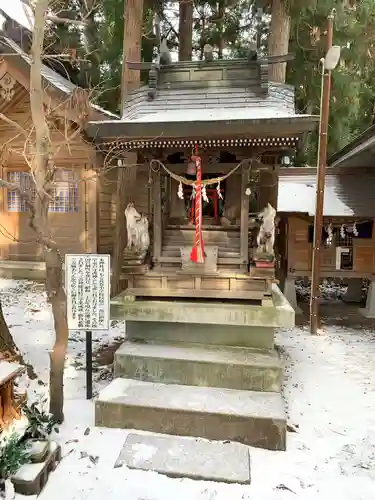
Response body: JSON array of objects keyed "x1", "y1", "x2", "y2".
[
  {"x1": 277, "y1": 167, "x2": 375, "y2": 312},
  {"x1": 328, "y1": 123, "x2": 375, "y2": 317},
  {"x1": 0, "y1": 35, "x2": 117, "y2": 278}
]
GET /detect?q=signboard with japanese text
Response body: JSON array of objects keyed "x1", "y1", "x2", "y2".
[{"x1": 65, "y1": 254, "x2": 110, "y2": 331}]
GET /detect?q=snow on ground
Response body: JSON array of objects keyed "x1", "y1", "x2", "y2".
[{"x1": 1, "y1": 278, "x2": 375, "y2": 500}]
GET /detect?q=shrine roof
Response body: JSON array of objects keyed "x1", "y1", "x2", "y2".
[
  {"x1": 0, "y1": 360, "x2": 24, "y2": 386},
  {"x1": 121, "y1": 83, "x2": 296, "y2": 123},
  {"x1": 0, "y1": 36, "x2": 119, "y2": 120},
  {"x1": 329, "y1": 124, "x2": 375, "y2": 168},
  {"x1": 86, "y1": 58, "x2": 318, "y2": 143},
  {"x1": 277, "y1": 167, "x2": 375, "y2": 218}
]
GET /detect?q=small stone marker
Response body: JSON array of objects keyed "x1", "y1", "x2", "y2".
[
  {"x1": 11, "y1": 441, "x2": 61, "y2": 496},
  {"x1": 26, "y1": 439, "x2": 49, "y2": 463},
  {"x1": 114, "y1": 432, "x2": 251, "y2": 484}
]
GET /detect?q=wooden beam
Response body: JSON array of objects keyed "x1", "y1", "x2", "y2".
[
  {"x1": 84, "y1": 165, "x2": 98, "y2": 253},
  {"x1": 240, "y1": 165, "x2": 250, "y2": 265},
  {"x1": 152, "y1": 168, "x2": 162, "y2": 263}
]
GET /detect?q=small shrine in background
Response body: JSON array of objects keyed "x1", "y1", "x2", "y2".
[
  {"x1": 87, "y1": 45, "x2": 318, "y2": 302},
  {"x1": 88, "y1": 40, "x2": 318, "y2": 455}
]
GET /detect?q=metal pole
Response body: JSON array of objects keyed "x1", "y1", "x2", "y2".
[
  {"x1": 86, "y1": 330, "x2": 93, "y2": 399},
  {"x1": 310, "y1": 11, "x2": 335, "y2": 334}
]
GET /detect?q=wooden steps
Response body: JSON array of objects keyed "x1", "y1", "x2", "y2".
[{"x1": 161, "y1": 227, "x2": 242, "y2": 269}]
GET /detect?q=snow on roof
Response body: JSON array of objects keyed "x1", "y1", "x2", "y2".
[
  {"x1": 277, "y1": 168, "x2": 375, "y2": 217},
  {"x1": 121, "y1": 83, "x2": 299, "y2": 124},
  {"x1": 123, "y1": 107, "x2": 307, "y2": 124},
  {"x1": 2, "y1": 36, "x2": 118, "y2": 119},
  {"x1": 0, "y1": 360, "x2": 24, "y2": 386},
  {"x1": 0, "y1": 0, "x2": 34, "y2": 30}
]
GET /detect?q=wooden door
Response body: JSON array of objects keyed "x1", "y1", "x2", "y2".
[{"x1": 287, "y1": 217, "x2": 312, "y2": 272}]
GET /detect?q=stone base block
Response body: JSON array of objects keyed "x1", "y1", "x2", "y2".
[
  {"x1": 343, "y1": 278, "x2": 363, "y2": 304},
  {"x1": 126, "y1": 320, "x2": 275, "y2": 350},
  {"x1": 95, "y1": 378, "x2": 286, "y2": 451},
  {"x1": 11, "y1": 442, "x2": 61, "y2": 496},
  {"x1": 115, "y1": 341, "x2": 283, "y2": 392},
  {"x1": 283, "y1": 278, "x2": 302, "y2": 314},
  {"x1": 114, "y1": 432, "x2": 251, "y2": 484},
  {"x1": 111, "y1": 284, "x2": 295, "y2": 329}
]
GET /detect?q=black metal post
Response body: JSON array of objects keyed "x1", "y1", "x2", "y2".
[{"x1": 86, "y1": 330, "x2": 93, "y2": 399}]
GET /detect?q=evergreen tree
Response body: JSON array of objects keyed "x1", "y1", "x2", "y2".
[{"x1": 288, "y1": 1, "x2": 375, "y2": 162}]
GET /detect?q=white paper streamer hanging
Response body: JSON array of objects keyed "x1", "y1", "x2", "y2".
[
  {"x1": 216, "y1": 182, "x2": 223, "y2": 200},
  {"x1": 202, "y1": 185, "x2": 209, "y2": 203},
  {"x1": 326, "y1": 223, "x2": 333, "y2": 246},
  {"x1": 177, "y1": 181, "x2": 184, "y2": 199}
]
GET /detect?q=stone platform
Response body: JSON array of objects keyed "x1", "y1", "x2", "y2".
[
  {"x1": 110, "y1": 283, "x2": 295, "y2": 329},
  {"x1": 96, "y1": 283, "x2": 294, "y2": 460}
]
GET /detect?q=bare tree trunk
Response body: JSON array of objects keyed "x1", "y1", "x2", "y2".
[
  {"x1": 0, "y1": 299, "x2": 18, "y2": 356},
  {"x1": 268, "y1": 0, "x2": 290, "y2": 83},
  {"x1": 79, "y1": 0, "x2": 101, "y2": 88},
  {"x1": 0, "y1": 298, "x2": 37, "y2": 378},
  {"x1": 179, "y1": 0, "x2": 193, "y2": 61},
  {"x1": 120, "y1": 0, "x2": 144, "y2": 111},
  {"x1": 46, "y1": 254, "x2": 68, "y2": 421},
  {"x1": 112, "y1": 0, "x2": 144, "y2": 296},
  {"x1": 217, "y1": 1, "x2": 224, "y2": 59},
  {"x1": 31, "y1": 0, "x2": 69, "y2": 422}
]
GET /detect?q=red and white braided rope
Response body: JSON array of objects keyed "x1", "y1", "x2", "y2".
[{"x1": 190, "y1": 151, "x2": 205, "y2": 263}]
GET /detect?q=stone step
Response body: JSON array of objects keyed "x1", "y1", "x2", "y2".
[
  {"x1": 162, "y1": 249, "x2": 240, "y2": 258},
  {"x1": 114, "y1": 432, "x2": 251, "y2": 484},
  {"x1": 163, "y1": 239, "x2": 240, "y2": 244},
  {"x1": 95, "y1": 378, "x2": 286, "y2": 451},
  {"x1": 165, "y1": 230, "x2": 240, "y2": 239},
  {"x1": 125, "y1": 320, "x2": 276, "y2": 350},
  {"x1": 114, "y1": 342, "x2": 283, "y2": 392}
]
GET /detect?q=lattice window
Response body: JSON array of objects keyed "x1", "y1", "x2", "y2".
[
  {"x1": 49, "y1": 169, "x2": 79, "y2": 213},
  {"x1": 7, "y1": 169, "x2": 79, "y2": 213},
  {"x1": 336, "y1": 231, "x2": 353, "y2": 247},
  {"x1": 261, "y1": 153, "x2": 280, "y2": 166},
  {"x1": 7, "y1": 171, "x2": 36, "y2": 212}
]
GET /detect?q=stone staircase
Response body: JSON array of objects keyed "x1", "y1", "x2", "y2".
[{"x1": 95, "y1": 321, "x2": 287, "y2": 452}]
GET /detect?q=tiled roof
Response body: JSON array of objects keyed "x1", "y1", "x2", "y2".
[
  {"x1": 122, "y1": 83, "x2": 298, "y2": 123},
  {"x1": 277, "y1": 167, "x2": 375, "y2": 217}
]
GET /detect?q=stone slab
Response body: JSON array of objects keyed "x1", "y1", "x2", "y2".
[
  {"x1": 126, "y1": 321, "x2": 275, "y2": 349},
  {"x1": 26, "y1": 439, "x2": 49, "y2": 463},
  {"x1": 95, "y1": 378, "x2": 286, "y2": 451},
  {"x1": 0, "y1": 261, "x2": 46, "y2": 280},
  {"x1": 111, "y1": 283, "x2": 295, "y2": 329},
  {"x1": 115, "y1": 342, "x2": 283, "y2": 392},
  {"x1": 114, "y1": 432, "x2": 251, "y2": 484}
]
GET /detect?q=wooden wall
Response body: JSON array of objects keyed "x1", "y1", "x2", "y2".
[
  {"x1": 285, "y1": 215, "x2": 375, "y2": 278},
  {"x1": 0, "y1": 87, "x2": 98, "y2": 261}
]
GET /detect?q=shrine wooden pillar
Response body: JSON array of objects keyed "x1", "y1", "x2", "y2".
[
  {"x1": 240, "y1": 164, "x2": 250, "y2": 267},
  {"x1": 153, "y1": 168, "x2": 162, "y2": 264}
]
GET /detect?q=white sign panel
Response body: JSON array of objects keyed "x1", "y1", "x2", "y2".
[{"x1": 65, "y1": 254, "x2": 110, "y2": 331}]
